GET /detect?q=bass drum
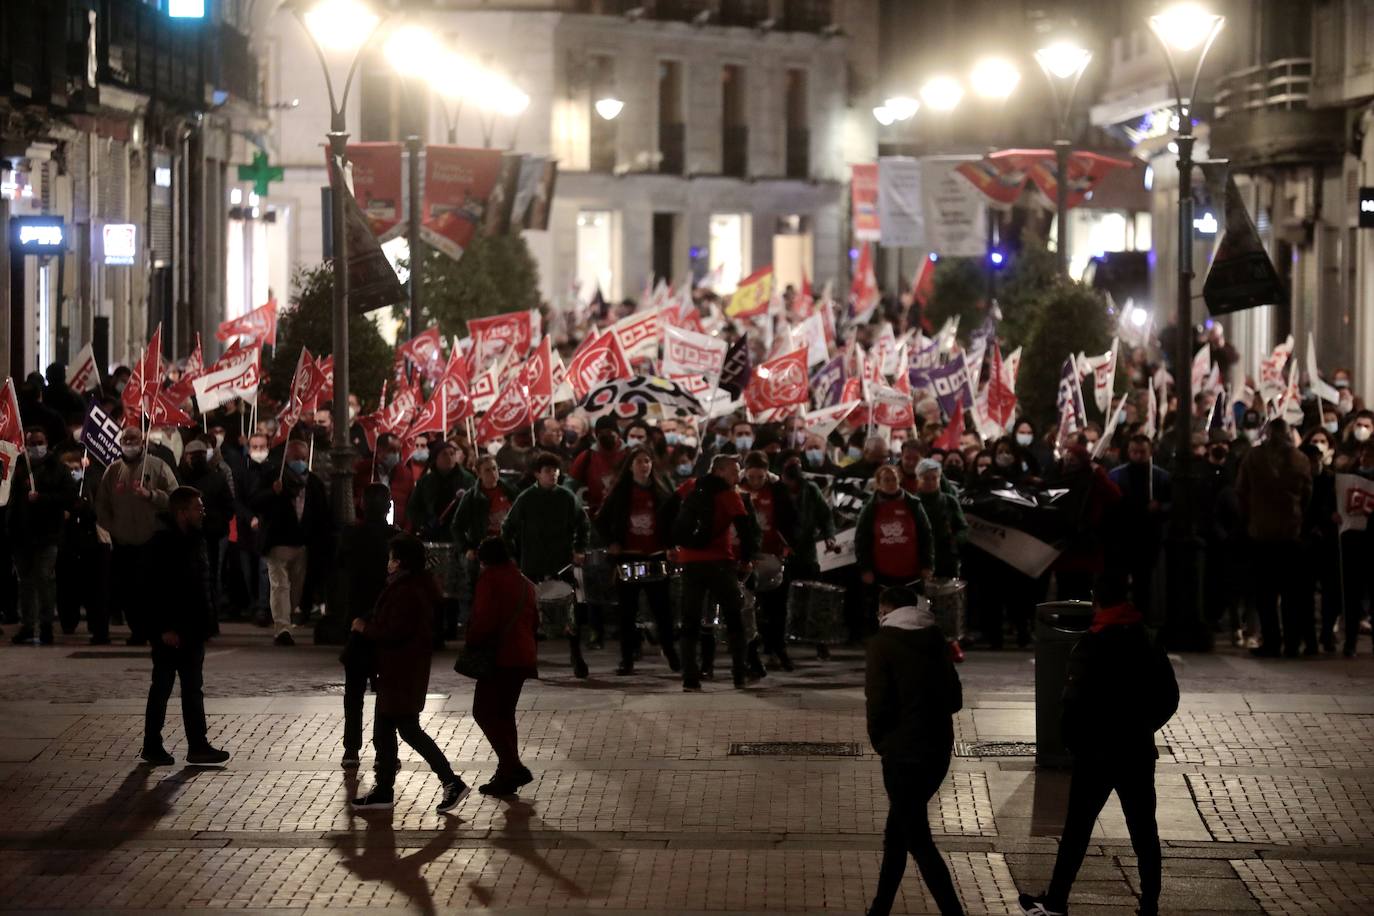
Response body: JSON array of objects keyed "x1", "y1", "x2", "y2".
[
  {"x1": 749, "y1": 553, "x2": 784, "y2": 593},
  {"x1": 786, "y1": 580, "x2": 846, "y2": 645},
  {"x1": 536, "y1": 579, "x2": 576, "y2": 636}
]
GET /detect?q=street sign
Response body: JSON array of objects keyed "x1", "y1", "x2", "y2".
[
  {"x1": 102, "y1": 223, "x2": 136, "y2": 265},
  {"x1": 9, "y1": 216, "x2": 66, "y2": 255},
  {"x1": 1359, "y1": 187, "x2": 1374, "y2": 229}
]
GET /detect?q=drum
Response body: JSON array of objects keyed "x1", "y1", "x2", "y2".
[
  {"x1": 786, "y1": 580, "x2": 846, "y2": 645},
  {"x1": 580, "y1": 548, "x2": 618, "y2": 605},
  {"x1": 423, "y1": 541, "x2": 460, "y2": 598},
  {"x1": 536, "y1": 579, "x2": 576, "y2": 635},
  {"x1": 926, "y1": 577, "x2": 967, "y2": 639},
  {"x1": 617, "y1": 557, "x2": 669, "y2": 583},
  {"x1": 750, "y1": 553, "x2": 784, "y2": 593}
]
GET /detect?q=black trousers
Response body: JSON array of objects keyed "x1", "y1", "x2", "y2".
[
  {"x1": 1252, "y1": 539, "x2": 1307, "y2": 653},
  {"x1": 1340, "y1": 530, "x2": 1371, "y2": 653},
  {"x1": 1046, "y1": 756, "x2": 1161, "y2": 913},
  {"x1": 869, "y1": 755, "x2": 964, "y2": 916},
  {"x1": 678, "y1": 561, "x2": 745, "y2": 682},
  {"x1": 472, "y1": 670, "x2": 528, "y2": 777},
  {"x1": 341, "y1": 634, "x2": 375, "y2": 754},
  {"x1": 112, "y1": 543, "x2": 149, "y2": 641},
  {"x1": 144, "y1": 641, "x2": 208, "y2": 752},
  {"x1": 615, "y1": 573, "x2": 673, "y2": 665},
  {"x1": 372, "y1": 711, "x2": 456, "y2": 791},
  {"x1": 755, "y1": 573, "x2": 790, "y2": 657}
]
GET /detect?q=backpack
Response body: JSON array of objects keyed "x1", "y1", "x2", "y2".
[{"x1": 671, "y1": 480, "x2": 718, "y2": 549}]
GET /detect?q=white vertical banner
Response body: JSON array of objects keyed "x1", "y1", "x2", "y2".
[
  {"x1": 921, "y1": 156, "x2": 987, "y2": 257},
  {"x1": 877, "y1": 156, "x2": 924, "y2": 248}
]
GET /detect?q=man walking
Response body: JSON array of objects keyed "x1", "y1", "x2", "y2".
[
  {"x1": 1235, "y1": 418, "x2": 1314, "y2": 656},
  {"x1": 1017, "y1": 571, "x2": 1178, "y2": 916},
  {"x1": 251, "y1": 438, "x2": 332, "y2": 646},
  {"x1": 96, "y1": 427, "x2": 179, "y2": 645},
  {"x1": 8, "y1": 427, "x2": 78, "y2": 645},
  {"x1": 141, "y1": 487, "x2": 231, "y2": 767}
]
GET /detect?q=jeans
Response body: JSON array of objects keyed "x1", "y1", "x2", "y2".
[
  {"x1": 678, "y1": 561, "x2": 745, "y2": 682},
  {"x1": 265, "y1": 544, "x2": 307, "y2": 634},
  {"x1": 14, "y1": 545, "x2": 58, "y2": 632},
  {"x1": 472, "y1": 669, "x2": 528, "y2": 777},
  {"x1": 144, "y1": 642, "x2": 208, "y2": 751},
  {"x1": 1046, "y1": 755, "x2": 1161, "y2": 913},
  {"x1": 615, "y1": 573, "x2": 674, "y2": 665},
  {"x1": 372, "y1": 711, "x2": 456, "y2": 791},
  {"x1": 869, "y1": 755, "x2": 964, "y2": 916}
]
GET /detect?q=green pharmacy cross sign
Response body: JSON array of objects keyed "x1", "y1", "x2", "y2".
[{"x1": 237, "y1": 151, "x2": 284, "y2": 197}]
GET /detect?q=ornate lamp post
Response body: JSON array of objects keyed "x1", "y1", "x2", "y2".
[{"x1": 1034, "y1": 40, "x2": 1092, "y2": 278}]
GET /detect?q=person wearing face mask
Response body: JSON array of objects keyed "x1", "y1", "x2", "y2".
[
  {"x1": 178, "y1": 440, "x2": 236, "y2": 637},
  {"x1": 54, "y1": 444, "x2": 106, "y2": 640},
  {"x1": 942, "y1": 453, "x2": 967, "y2": 491},
  {"x1": 408, "y1": 442, "x2": 475, "y2": 541},
  {"x1": 570, "y1": 415, "x2": 625, "y2": 514},
  {"x1": 1236, "y1": 419, "x2": 1314, "y2": 658},
  {"x1": 453, "y1": 455, "x2": 521, "y2": 622},
  {"x1": 7, "y1": 428, "x2": 78, "y2": 646},
  {"x1": 251, "y1": 438, "x2": 334, "y2": 646},
  {"x1": 1338, "y1": 442, "x2": 1374, "y2": 657},
  {"x1": 669, "y1": 444, "x2": 699, "y2": 481},
  {"x1": 989, "y1": 439, "x2": 1029, "y2": 485},
  {"x1": 1197, "y1": 433, "x2": 1243, "y2": 642},
  {"x1": 1012, "y1": 420, "x2": 1051, "y2": 477},
  {"x1": 354, "y1": 434, "x2": 415, "y2": 528},
  {"x1": 839, "y1": 436, "x2": 892, "y2": 481},
  {"x1": 595, "y1": 446, "x2": 679, "y2": 675},
  {"x1": 800, "y1": 434, "x2": 835, "y2": 475},
  {"x1": 336, "y1": 484, "x2": 397, "y2": 768},
  {"x1": 96, "y1": 427, "x2": 179, "y2": 646},
  {"x1": 913, "y1": 460, "x2": 968, "y2": 582},
  {"x1": 727, "y1": 420, "x2": 756, "y2": 456},
  {"x1": 1105, "y1": 436, "x2": 1171, "y2": 622},
  {"x1": 1339, "y1": 410, "x2": 1374, "y2": 470},
  {"x1": 855, "y1": 466, "x2": 934, "y2": 639}
]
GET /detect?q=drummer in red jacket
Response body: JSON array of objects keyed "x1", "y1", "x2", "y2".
[
  {"x1": 595, "y1": 447, "x2": 679, "y2": 676},
  {"x1": 466, "y1": 536, "x2": 539, "y2": 796}
]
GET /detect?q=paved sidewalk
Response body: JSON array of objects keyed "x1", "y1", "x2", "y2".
[{"x1": 1, "y1": 626, "x2": 1373, "y2": 913}]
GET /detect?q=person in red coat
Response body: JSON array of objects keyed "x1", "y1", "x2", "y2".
[
  {"x1": 466, "y1": 536, "x2": 539, "y2": 796},
  {"x1": 350, "y1": 533, "x2": 469, "y2": 814}
]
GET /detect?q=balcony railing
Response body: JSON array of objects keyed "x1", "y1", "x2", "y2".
[
  {"x1": 659, "y1": 121, "x2": 685, "y2": 175},
  {"x1": 785, "y1": 128, "x2": 809, "y2": 179},
  {"x1": 723, "y1": 125, "x2": 748, "y2": 178},
  {"x1": 719, "y1": 0, "x2": 770, "y2": 27},
  {"x1": 1213, "y1": 58, "x2": 1312, "y2": 121}
]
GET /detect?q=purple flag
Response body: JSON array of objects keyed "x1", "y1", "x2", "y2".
[
  {"x1": 929, "y1": 352, "x2": 973, "y2": 417},
  {"x1": 810, "y1": 355, "x2": 845, "y2": 408}
]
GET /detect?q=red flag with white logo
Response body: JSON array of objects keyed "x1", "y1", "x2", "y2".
[
  {"x1": 566, "y1": 329, "x2": 633, "y2": 399},
  {"x1": 397, "y1": 327, "x2": 444, "y2": 382},
  {"x1": 743, "y1": 346, "x2": 810, "y2": 414},
  {"x1": 0, "y1": 379, "x2": 23, "y2": 447},
  {"x1": 521, "y1": 336, "x2": 554, "y2": 418},
  {"x1": 474, "y1": 376, "x2": 531, "y2": 443},
  {"x1": 216, "y1": 299, "x2": 278, "y2": 347},
  {"x1": 610, "y1": 309, "x2": 660, "y2": 361},
  {"x1": 122, "y1": 324, "x2": 163, "y2": 428},
  {"x1": 932, "y1": 402, "x2": 964, "y2": 451},
  {"x1": 467, "y1": 310, "x2": 536, "y2": 371}
]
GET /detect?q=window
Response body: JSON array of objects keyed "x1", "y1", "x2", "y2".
[
  {"x1": 722, "y1": 65, "x2": 747, "y2": 178},
  {"x1": 589, "y1": 54, "x2": 617, "y2": 172},
  {"x1": 709, "y1": 213, "x2": 747, "y2": 291},
  {"x1": 785, "y1": 68, "x2": 808, "y2": 179},
  {"x1": 659, "y1": 60, "x2": 685, "y2": 175},
  {"x1": 577, "y1": 210, "x2": 615, "y2": 301}
]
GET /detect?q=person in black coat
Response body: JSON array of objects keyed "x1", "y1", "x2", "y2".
[
  {"x1": 8, "y1": 427, "x2": 79, "y2": 645},
  {"x1": 864, "y1": 585, "x2": 965, "y2": 916},
  {"x1": 336, "y1": 483, "x2": 398, "y2": 767},
  {"x1": 55, "y1": 444, "x2": 110, "y2": 642},
  {"x1": 140, "y1": 487, "x2": 231, "y2": 767},
  {"x1": 595, "y1": 446, "x2": 678, "y2": 675},
  {"x1": 1017, "y1": 570, "x2": 1179, "y2": 916},
  {"x1": 179, "y1": 440, "x2": 235, "y2": 633}
]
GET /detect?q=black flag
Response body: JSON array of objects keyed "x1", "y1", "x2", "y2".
[
  {"x1": 1203, "y1": 172, "x2": 1288, "y2": 316},
  {"x1": 718, "y1": 334, "x2": 751, "y2": 398}
]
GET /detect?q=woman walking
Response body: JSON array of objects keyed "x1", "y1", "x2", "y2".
[
  {"x1": 350, "y1": 534, "x2": 469, "y2": 814},
  {"x1": 467, "y1": 536, "x2": 538, "y2": 796}
]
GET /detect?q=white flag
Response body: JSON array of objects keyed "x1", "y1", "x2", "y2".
[
  {"x1": 1306, "y1": 333, "x2": 1339, "y2": 406},
  {"x1": 192, "y1": 345, "x2": 261, "y2": 412},
  {"x1": 797, "y1": 313, "x2": 829, "y2": 367},
  {"x1": 1094, "y1": 389, "x2": 1131, "y2": 461},
  {"x1": 804, "y1": 401, "x2": 862, "y2": 441},
  {"x1": 662, "y1": 325, "x2": 727, "y2": 380},
  {"x1": 66, "y1": 343, "x2": 100, "y2": 393}
]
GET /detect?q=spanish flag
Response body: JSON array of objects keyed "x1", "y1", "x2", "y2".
[{"x1": 724, "y1": 266, "x2": 774, "y2": 319}]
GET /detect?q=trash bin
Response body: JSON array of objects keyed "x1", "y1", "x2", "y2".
[{"x1": 1034, "y1": 601, "x2": 1095, "y2": 769}]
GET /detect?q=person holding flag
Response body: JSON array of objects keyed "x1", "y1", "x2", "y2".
[{"x1": 95, "y1": 427, "x2": 179, "y2": 646}]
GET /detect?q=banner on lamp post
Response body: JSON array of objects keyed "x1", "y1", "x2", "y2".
[
  {"x1": 877, "y1": 157, "x2": 923, "y2": 248},
  {"x1": 345, "y1": 143, "x2": 405, "y2": 242},
  {"x1": 421, "y1": 145, "x2": 505, "y2": 262},
  {"x1": 851, "y1": 163, "x2": 881, "y2": 241}
]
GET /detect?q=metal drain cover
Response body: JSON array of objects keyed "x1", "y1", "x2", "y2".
[
  {"x1": 729, "y1": 741, "x2": 860, "y2": 757},
  {"x1": 67, "y1": 651, "x2": 150, "y2": 659},
  {"x1": 955, "y1": 741, "x2": 1036, "y2": 758}
]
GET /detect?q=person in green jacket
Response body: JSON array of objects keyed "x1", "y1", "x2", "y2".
[
  {"x1": 912, "y1": 459, "x2": 968, "y2": 579},
  {"x1": 407, "y1": 442, "x2": 474, "y2": 541},
  {"x1": 779, "y1": 450, "x2": 837, "y2": 578},
  {"x1": 502, "y1": 452, "x2": 591, "y2": 678}
]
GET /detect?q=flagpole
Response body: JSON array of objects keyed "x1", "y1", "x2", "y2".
[{"x1": 441, "y1": 386, "x2": 447, "y2": 444}]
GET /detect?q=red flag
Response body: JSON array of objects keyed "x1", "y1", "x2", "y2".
[
  {"x1": 932, "y1": 402, "x2": 965, "y2": 451},
  {"x1": 521, "y1": 336, "x2": 554, "y2": 418},
  {"x1": 467, "y1": 310, "x2": 536, "y2": 369},
  {"x1": 850, "y1": 243, "x2": 879, "y2": 322},
  {"x1": 474, "y1": 376, "x2": 530, "y2": 443},
  {"x1": 216, "y1": 299, "x2": 278, "y2": 347},
  {"x1": 986, "y1": 344, "x2": 1017, "y2": 430},
  {"x1": 122, "y1": 325, "x2": 163, "y2": 428},
  {"x1": 911, "y1": 256, "x2": 936, "y2": 308},
  {"x1": 166, "y1": 335, "x2": 205, "y2": 405},
  {"x1": 744, "y1": 346, "x2": 810, "y2": 414},
  {"x1": 566, "y1": 329, "x2": 632, "y2": 399},
  {"x1": 0, "y1": 380, "x2": 23, "y2": 447},
  {"x1": 396, "y1": 327, "x2": 444, "y2": 382},
  {"x1": 315, "y1": 354, "x2": 335, "y2": 405},
  {"x1": 147, "y1": 388, "x2": 194, "y2": 428},
  {"x1": 409, "y1": 349, "x2": 473, "y2": 437}
]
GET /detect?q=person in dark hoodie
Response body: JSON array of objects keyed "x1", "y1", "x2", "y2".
[
  {"x1": 350, "y1": 533, "x2": 469, "y2": 814},
  {"x1": 595, "y1": 445, "x2": 679, "y2": 675},
  {"x1": 8, "y1": 427, "x2": 78, "y2": 645},
  {"x1": 864, "y1": 585, "x2": 965, "y2": 916},
  {"x1": 1017, "y1": 570, "x2": 1179, "y2": 916},
  {"x1": 140, "y1": 487, "x2": 231, "y2": 767},
  {"x1": 336, "y1": 484, "x2": 397, "y2": 769}
]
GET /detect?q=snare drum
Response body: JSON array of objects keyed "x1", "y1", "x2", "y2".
[
  {"x1": 536, "y1": 579, "x2": 576, "y2": 636},
  {"x1": 423, "y1": 541, "x2": 460, "y2": 598},
  {"x1": 926, "y1": 577, "x2": 967, "y2": 639},
  {"x1": 750, "y1": 553, "x2": 784, "y2": 593},
  {"x1": 617, "y1": 557, "x2": 669, "y2": 583},
  {"x1": 786, "y1": 580, "x2": 846, "y2": 645}
]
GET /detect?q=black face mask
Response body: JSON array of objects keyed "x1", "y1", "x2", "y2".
[
  {"x1": 189, "y1": 455, "x2": 208, "y2": 473},
  {"x1": 782, "y1": 463, "x2": 802, "y2": 482}
]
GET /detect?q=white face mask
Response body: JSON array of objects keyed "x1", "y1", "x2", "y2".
[
  {"x1": 250, "y1": 449, "x2": 269, "y2": 464},
  {"x1": 486, "y1": 440, "x2": 503, "y2": 456},
  {"x1": 1356, "y1": 426, "x2": 1373, "y2": 443},
  {"x1": 1015, "y1": 433, "x2": 1033, "y2": 447}
]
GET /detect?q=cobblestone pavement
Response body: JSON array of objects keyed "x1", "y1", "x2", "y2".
[{"x1": 1, "y1": 624, "x2": 1373, "y2": 913}]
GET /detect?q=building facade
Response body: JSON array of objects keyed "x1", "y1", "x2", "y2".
[{"x1": 260, "y1": 0, "x2": 878, "y2": 321}]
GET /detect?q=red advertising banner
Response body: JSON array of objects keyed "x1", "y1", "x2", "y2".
[
  {"x1": 422, "y1": 145, "x2": 505, "y2": 261},
  {"x1": 851, "y1": 163, "x2": 880, "y2": 242},
  {"x1": 346, "y1": 143, "x2": 404, "y2": 242}
]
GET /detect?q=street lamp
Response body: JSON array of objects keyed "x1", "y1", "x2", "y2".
[
  {"x1": 595, "y1": 96, "x2": 625, "y2": 120},
  {"x1": 1034, "y1": 39, "x2": 1092, "y2": 277},
  {"x1": 919, "y1": 76, "x2": 963, "y2": 112},
  {"x1": 1148, "y1": 1, "x2": 1224, "y2": 649},
  {"x1": 970, "y1": 57, "x2": 1020, "y2": 101},
  {"x1": 290, "y1": 0, "x2": 386, "y2": 534}
]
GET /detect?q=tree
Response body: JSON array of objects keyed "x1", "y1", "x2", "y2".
[
  {"x1": 403, "y1": 233, "x2": 542, "y2": 341},
  {"x1": 1015, "y1": 281, "x2": 1114, "y2": 427},
  {"x1": 993, "y1": 233, "x2": 1060, "y2": 351},
  {"x1": 266, "y1": 263, "x2": 394, "y2": 412},
  {"x1": 924, "y1": 257, "x2": 987, "y2": 340}
]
